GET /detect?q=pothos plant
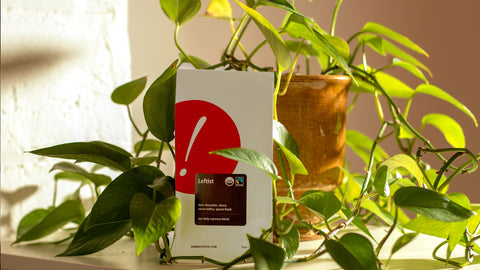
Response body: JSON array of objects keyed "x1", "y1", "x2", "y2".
[{"x1": 13, "y1": 0, "x2": 479, "y2": 269}]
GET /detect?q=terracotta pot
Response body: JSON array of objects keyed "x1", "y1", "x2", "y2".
[{"x1": 274, "y1": 74, "x2": 351, "y2": 240}]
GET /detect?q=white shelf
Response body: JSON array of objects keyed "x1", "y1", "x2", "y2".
[{"x1": 2, "y1": 227, "x2": 478, "y2": 270}]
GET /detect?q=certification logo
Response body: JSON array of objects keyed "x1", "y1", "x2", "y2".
[
  {"x1": 225, "y1": 177, "x2": 235, "y2": 187},
  {"x1": 235, "y1": 176, "x2": 245, "y2": 186}
]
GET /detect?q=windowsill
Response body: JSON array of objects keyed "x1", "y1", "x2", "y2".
[{"x1": 1, "y1": 227, "x2": 478, "y2": 269}]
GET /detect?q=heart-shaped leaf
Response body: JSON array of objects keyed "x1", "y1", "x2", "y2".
[
  {"x1": 277, "y1": 220, "x2": 299, "y2": 259},
  {"x1": 29, "y1": 141, "x2": 132, "y2": 171},
  {"x1": 58, "y1": 219, "x2": 131, "y2": 256},
  {"x1": 421, "y1": 113, "x2": 465, "y2": 148},
  {"x1": 325, "y1": 233, "x2": 379, "y2": 270},
  {"x1": 298, "y1": 190, "x2": 341, "y2": 220},
  {"x1": 130, "y1": 194, "x2": 181, "y2": 255},
  {"x1": 211, "y1": 147, "x2": 278, "y2": 180},
  {"x1": 378, "y1": 154, "x2": 425, "y2": 186},
  {"x1": 393, "y1": 186, "x2": 475, "y2": 222},
  {"x1": 235, "y1": 0, "x2": 291, "y2": 74},
  {"x1": 373, "y1": 165, "x2": 390, "y2": 197},
  {"x1": 14, "y1": 200, "x2": 84, "y2": 243},
  {"x1": 273, "y1": 120, "x2": 307, "y2": 176},
  {"x1": 345, "y1": 130, "x2": 388, "y2": 165},
  {"x1": 85, "y1": 166, "x2": 163, "y2": 230},
  {"x1": 50, "y1": 162, "x2": 111, "y2": 187},
  {"x1": 159, "y1": 0, "x2": 201, "y2": 26},
  {"x1": 143, "y1": 60, "x2": 177, "y2": 142},
  {"x1": 111, "y1": 76, "x2": 147, "y2": 105},
  {"x1": 16, "y1": 209, "x2": 51, "y2": 241},
  {"x1": 204, "y1": 0, "x2": 232, "y2": 20},
  {"x1": 415, "y1": 84, "x2": 477, "y2": 127},
  {"x1": 248, "y1": 235, "x2": 286, "y2": 270},
  {"x1": 362, "y1": 22, "x2": 428, "y2": 57},
  {"x1": 148, "y1": 176, "x2": 175, "y2": 198}
]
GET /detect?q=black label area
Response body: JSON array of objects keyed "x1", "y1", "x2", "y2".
[{"x1": 195, "y1": 174, "x2": 246, "y2": 226}]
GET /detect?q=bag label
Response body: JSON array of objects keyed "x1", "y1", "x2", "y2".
[{"x1": 195, "y1": 173, "x2": 247, "y2": 226}]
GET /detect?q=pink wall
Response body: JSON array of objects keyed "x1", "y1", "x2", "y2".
[{"x1": 129, "y1": 0, "x2": 480, "y2": 201}]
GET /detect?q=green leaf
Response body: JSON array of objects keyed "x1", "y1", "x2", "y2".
[
  {"x1": 404, "y1": 215, "x2": 450, "y2": 239},
  {"x1": 54, "y1": 171, "x2": 86, "y2": 182},
  {"x1": 131, "y1": 156, "x2": 158, "y2": 166},
  {"x1": 130, "y1": 194, "x2": 181, "y2": 255},
  {"x1": 373, "y1": 165, "x2": 390, "y2": 197},
  {"x1": 248, "y1": 235, "x2": 286, "y2": 270},
  {"x1": 134, "y1": 139, "x2": 166, "y2": 154},
  {"x1": 29, "y1": 141, "x2": 132, "y2": 172},
  {"x1": 111, "y1": 76, "x2": 147, "y2": 105},
  {"x1": 360, "y1": 33, "x2": 431, "y2": 77},
  {"x1": 16, "y1": 209, "x2": 51, "y2": 241},
  {"x1": 298, "y1": 190, "x2": 341, "y2": 220},
  {"x1": 393, "y1": 186, "x2": 476, "y2": 222},
  {"x1": 50, "y1": 162, "x2": 111, "y2": 187},
  {"x1": 276, "y1": 196, "x2": 299, "y2": 205},
  {"x1": 362, "y1": 22, "x2": 429, "y2": 57},
  {"x1": 14, "y1": 200, "x2": 84, "y2": 243},
  {"x1": 468, "y1": 207, "x2": 480, "y2": 236},
  {"x1": 58, "y1": 219, "x2": 131, "y2": 256},
  {"x1": 346, "y1": 130, "x2": 389, "y2": 165},
  {"x1": 211, "y1": 147, "x2": 278, "y2": 179},
  {"x1": 374, "y1": 70, "x2": 414, "y2": 98},
  {"x1": 282, "y1": 13, "x2": 352, "y2": 77},
  {"x1": 361, "y1": 200, "x2": 402, "y2": 232},
  {"x1": 235, "y1": 0, "x2": 292, "y2": 73},
  {"x1": 159, "y1": 0, "x2": 201, "y2": 26},
  {"x1": 446, "y1": 193, "x2": 471, "y2": 259},
  {"x1": 278, "y1": 220, "x2": 299, "y2": 259},
  {"x1": 285, "y1": 40, "x2": 319, "y2": 56},
  {"x1": 378, "y1": 154, "x2": 425, "y2": 186},
  {"x1": 143, "y1": 60, "x2": 177, "y2": 142},
  {"x1": 421, "y1": 113, "x2": 465, "y2": 148},
  {"x1": 325, "y1": 233, "x2": 379, "y2": 270},
  {"x1": 390, "y1": 233, "x2": 418, "y2": 256},
  {"x1": 415, "y1": 84, "x2": 478, "y2": 127},
  {"x1": 204, "y1": 0, "x2": 232, "y2": 19},
  {"x1": 85, "y1": 166, "x2": 163, "y2": 230},
  {"x1": 392, "y1": 58, "x2": 429, "y2": 83},
  {"x1": 148, "y1": 176, "x2": 175, "y2": 198},
  {"x1": 273, "y1": 120, "x2": 307, "y2": 176},
  {"x1": 178, "y1": 53, "x2": 211, "y2": 69},
  {"x1": 340, "y1": 205, "x2": 376, "y2": 242}
]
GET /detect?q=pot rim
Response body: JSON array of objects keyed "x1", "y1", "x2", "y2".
[{"x1": 281, "y1": 74, "x2": 351, "y2": 83}]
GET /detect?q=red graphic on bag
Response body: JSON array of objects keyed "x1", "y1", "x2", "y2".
[{"x1": 175, "y1": 100, "x2": 241, "y2": 194}]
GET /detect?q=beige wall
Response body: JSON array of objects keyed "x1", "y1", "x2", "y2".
[{"x1": 128, "y1": 1, "x2": 480, "y2": 200}]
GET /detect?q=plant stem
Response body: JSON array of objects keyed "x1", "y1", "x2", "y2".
[
  {"x1": 272, "y1": 179, "x2": 279, "y2": 235},
  {"x1": 273, "y1": 73, "x2": 282, "y2": 120},
  {"x1": 247, "y1": 40, "x2": 267, "y2": 61},
  {"x1": 375, "y1": 207, "x2": 398, "y2": 256},
  {"x1": 52, "y1": 179, "x2": 58, "y2": 207},
  {"x1": 127, "y1": 105, "x2": 142, "y2": 137},
  {"x1": 231, "y1": 17, "x2": 252, "y2": 58},
  {"x1": 279, "y1": 39, "x2": 305, "y2": 96},
  {"x1": 167, "y1": 142, "x2": 175, "y2": 160},
  {"x1": 156, "y1": 141, "x2": 165, "y2": 169},
  {"x1": 330, "y1": 0, "x2": 343, "y2": 36},
  {"x1": 222, "y1": 13, "x2": 248, "y2": 62},
  {"x1": 135, "y1": 129, "x2": 149, "y2": 158},
  {"x1": 162, "y1": 235, "x2": 171, "y2": 262},
  {"x1": 174, "y1": 24, "x2": 200, "y2": 69}
]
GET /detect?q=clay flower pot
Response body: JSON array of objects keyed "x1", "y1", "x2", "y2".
[{"x1": 275, "y1": 74, "x2": 351, "y2": 240}]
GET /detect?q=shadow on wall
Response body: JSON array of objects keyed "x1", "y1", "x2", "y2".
[
  {"x1": 1, "y1": 186, "x2": 39, "y2": 235},
  {"x1": 1, "y1": 47, "x2": 78, "y2": 90}
]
